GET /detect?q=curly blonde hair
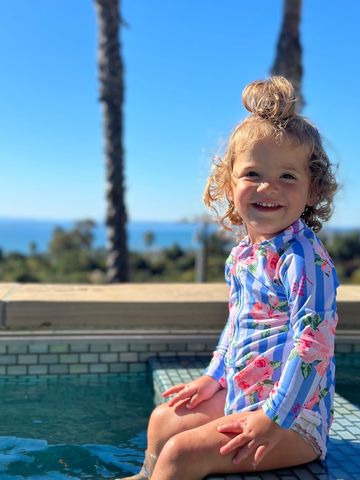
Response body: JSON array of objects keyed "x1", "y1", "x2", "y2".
[{"x1": 204, "y1": 76, "x2": 338, "y2": 233}]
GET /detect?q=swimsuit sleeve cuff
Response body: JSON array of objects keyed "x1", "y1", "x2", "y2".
[
  {"x1": 262, "y1": 401, "x2": 296, "y2": 429},
  {"x1": 203, "y1": 357, "x2": 225, "y2": 382}
]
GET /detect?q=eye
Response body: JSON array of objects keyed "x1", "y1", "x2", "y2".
[
  {"x1": 281, "y1": 173, "x2": 297, "y2": 180},
  {"x1": 245, "y1": 171, "x2": 260, "y2": 178}
]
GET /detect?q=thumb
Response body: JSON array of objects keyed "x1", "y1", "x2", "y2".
[
  {"x1": 186, "y1": 393, "x2": 201, "y2": 409},
  {"x1": 253, "y1": 444, "x2": 271, "y2": 468}
]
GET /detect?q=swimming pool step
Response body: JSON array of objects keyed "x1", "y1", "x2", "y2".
[{"x1": 149, "y1": 356, "x2": 360, "y2": 480}]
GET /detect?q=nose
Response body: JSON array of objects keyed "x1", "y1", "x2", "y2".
[{"x1": 257, "y1": 180, "x2": 278, "y2": 194}]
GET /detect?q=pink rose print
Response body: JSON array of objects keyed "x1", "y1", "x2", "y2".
[
  {"x1": 271, "y1": 381, "x2": 279, "y2": 396},
  {"x1": 229, "y1": 261, "x2": 237, "y2": 277},
  {"x1": 243, "y1": 381, "x2": 273, "y2": 400},
  {"x1": 250, "y1": 299, "x2": 288, "y2": 325},
  {"x1": 313, "y1": 241, "x2": 333, "y2": 277},
  {"x1": 254, "y1": 358, "x2": 267, "y2": 368},
  {"x1": 251, "y1": 302, "x2": 268, "y2": 320},
  {"x1": 235, "y1": 379, "x2": 250, "y2": 390},
  {"x1": 295, "y1": 320, "x2": 334, "y2": 373},
  {"x1": 265, "y1": 251, "x2": 280, "y2": 279},
  {"x1": 234, "y1": 356, "x2": 274, "y2": 389},
  {"x1": 243, "y1": 245, "x2": 259, "y2": 265},
  {"x1": 218, "y1": 376, "x2": 227, "y2": 389},
  {"x1": 304, "y1": 388, "x2": 320, "y2": 410}
]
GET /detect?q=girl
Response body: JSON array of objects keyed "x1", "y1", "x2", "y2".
[{"x1": 119, "y1": 76, "x2": 339, "y2": 480}]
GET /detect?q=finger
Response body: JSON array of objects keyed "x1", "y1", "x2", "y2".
[
  {"x1": 220, "y1": 435, "x2": 249, "y2": 455},
  {"x1": 186, "y1": 393, "x2": 201, "y2": 409},
  {"x1": 162, "y1": 384, "x2": 186, "y2": 397},
  {"x1": 217, "y1": 422, "x2": 243, "y2": 433},
  {"x1": 167, "y1": 387, "x2": 196, "y2": 407},
  {"x1": 253, "y1": 444, "x2": 269, "y2": 468},
  {"x1": 232, "y1": 441, "x2": 255, "y2": 464}
]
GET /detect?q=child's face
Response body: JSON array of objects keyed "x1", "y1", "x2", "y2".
[{"x1": 230, "y1": 139, "x2": 312, "y2": 244}]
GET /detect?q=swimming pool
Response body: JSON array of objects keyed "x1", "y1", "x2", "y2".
[
  {"x1": 0, "y1": 374, "x2": 154, "y2": 479},
  {"x1": 335, "y1": 362, "x2": 360, "y2": 407}
]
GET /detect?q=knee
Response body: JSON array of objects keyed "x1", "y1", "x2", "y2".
[
  {"x1": 160, "y1": 431, "x2": 192, "y2": 464},
  {"x1": 149, "y1": 403, "x2": 174, "y2": 434},
  {"x1": 150, "y1": 403, "x2": 170, "y2": 424}
]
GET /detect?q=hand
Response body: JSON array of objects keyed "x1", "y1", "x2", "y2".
[
  {"x1": 162, "y1": 375, "x2": 222, "y2": 409},
  {"x1": 217, "y1": 409, "x2": 283, "y2": 467}
]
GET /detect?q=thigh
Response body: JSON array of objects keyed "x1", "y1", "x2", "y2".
[{"x1": 154, "y1": 412, "x2": 318, "y2": 478}]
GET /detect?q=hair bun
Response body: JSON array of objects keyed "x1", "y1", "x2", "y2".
[{"x1": 242, "y1": 76, "x2": 296, "y2": 122}]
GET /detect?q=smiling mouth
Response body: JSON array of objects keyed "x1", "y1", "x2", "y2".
[{"x1": 252, "y1": 202, "x2": 283, "y2": 211}]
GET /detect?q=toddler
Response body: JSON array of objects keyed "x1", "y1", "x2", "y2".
[{"x1": 119, "y1": 76, "x2": 339, "y2": 480}]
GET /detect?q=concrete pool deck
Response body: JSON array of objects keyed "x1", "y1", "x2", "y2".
[{"x1": 151, "y1": 356, "x2": 360, "y2": 480}]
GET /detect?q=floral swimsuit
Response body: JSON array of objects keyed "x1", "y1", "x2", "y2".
[{"x1": 204, "y1": 219, "x2": 338, "y2": 459}]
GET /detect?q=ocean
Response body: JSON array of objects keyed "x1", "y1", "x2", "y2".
[{"x1": 0, "y1": 218, "x2": 217, "y2": 254}]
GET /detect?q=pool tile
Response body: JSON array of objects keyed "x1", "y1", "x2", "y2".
[
  {"x1": 49, "y1": 344, "x2": 69, "y2": 353},
  {"x1": 109, "y1": 342, "x2": 128, "y2": 352},
  {"x1": 0, "y1": 354, "x2": 17, "y2": 364},
  {"x1": 59, "y1": 354, "x2": 79, "y2": 364},
  {"x1": 149, "y1": 343, "x2": 168, "y2": 352},
  {"x1": 90, "y1": 343, "x2": 109, "y2": 353},
  {"x1": 109, "y1": 363, "x2": 128, "y2": 373},
  {"x1": 29, "y1": 343, "x2": 49, "y2": 354},
  {"x1": 7, "y1": 344, "x2": 28, "y2": 354},
  {"x1": 119, "y1": 352, "x2": 139, "y2": 363},
  {"x1": 49, "y1": 364, "x2": 69, "y2": 375},
  {"x1": 39, "y1": 354, "x2": 58, "y2": 364},
  {"x1": 89, "y1": 363, "x2": 108, "y2": 373},
  {"x1": 69, "y1": 363, "x2": 88, "y2": 374},
  {"x1": 80, "y1": 353, "x2": 99, "y2": 363},
  {"x1": 100, "y1": 353, "x2": 118, "y2": 363},
  {"x1": 70, "y1": 343, "x2": 89, "y2": 353},
  {"x1": 129, "y1": 343, "x2": 149, "y2": 352},
  {"x1": 7, "y1": 365, "x2": 27, "y2": 375},
  {"x1": 18, "y1": 354, "x2": 38, "y2": 364},
  {"x1": 28, "y1": 365, "x2": 48, "y2": 375}
]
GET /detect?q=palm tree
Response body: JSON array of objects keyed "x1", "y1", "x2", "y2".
[
  {"x1": 271, "y1": 0, "x2": 304, "y2": 111},
  {"x1": 94, "y1": 0, "x2": 128, "y2": 282}
]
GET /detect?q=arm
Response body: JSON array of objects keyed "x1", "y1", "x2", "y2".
[
  {"x1": 203, "y1": 253, "x2": 234, "y2": 382},
  {"x1": 203, "y1": 316, "x2": 231, "y2": 382},
  {"x1": 262, "y1": 239, "x2": 339, "y2": 428}
]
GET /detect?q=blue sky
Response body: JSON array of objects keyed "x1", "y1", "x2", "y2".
[{"x1": 0, "y1": 0, "x2": 359, "y2": 227}]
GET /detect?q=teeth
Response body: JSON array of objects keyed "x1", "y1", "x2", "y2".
[{"x1": 256, "y1": 202, "x2": 279, "y2": 207}]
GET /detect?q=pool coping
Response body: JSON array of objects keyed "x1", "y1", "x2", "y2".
[{"x1": 0, "y1": 283, "x2": 359, "y2": 330}]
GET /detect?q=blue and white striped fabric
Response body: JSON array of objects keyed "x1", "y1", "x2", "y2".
[{"x1": 204, "y1": 218, "x2": 338, "y2": 457}]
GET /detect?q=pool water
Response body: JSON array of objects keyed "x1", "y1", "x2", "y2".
[
  {"x1": 335, "y1": 362, "x2": 360, "y2": 407},
  {"x1": 0, "y1": 374, "x2": 154, "y2": 479}
]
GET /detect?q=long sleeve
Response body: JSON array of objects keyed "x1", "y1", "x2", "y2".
[
  {"x1": 203, "y1": 254, "x2": 234, "y2": 382},
  {"x1": 204, "y1": 317, "x2": 231, "y2": 381},
  {"x1": 262, "y1": 239, "x2": 339, "y2": 428}
]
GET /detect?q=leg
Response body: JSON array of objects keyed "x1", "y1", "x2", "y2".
[
  {"x1": 118, "y1": 389, "x2": 227, "y2": 479},
  {"x1": 151, "y1": 413, "x2": 319, "y2": 480}
]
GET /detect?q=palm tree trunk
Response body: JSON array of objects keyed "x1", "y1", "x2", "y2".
[
  {"x1": 271, "y1": 0, "x2": 304, "y2": 111},
  {"x1": 95, "y1": 0, "x2": 128, "y2": 282}
]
